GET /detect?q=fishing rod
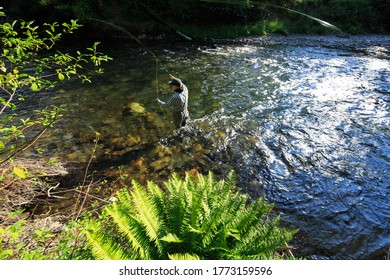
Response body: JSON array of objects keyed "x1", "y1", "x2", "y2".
[
  {"x1": 89, "y1": 18, "x2": 171, "y2": 75},
  {"x1": 88, "y1": 18, "x2": 171, "y2": 118}
]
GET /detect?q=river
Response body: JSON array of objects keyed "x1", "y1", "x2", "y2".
[{"x1": 29, "y1": 35, "x2": 390, "y2": 259}]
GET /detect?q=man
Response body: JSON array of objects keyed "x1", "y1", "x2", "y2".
[{"x1": 157, "y1": 75, "x2": 189, "y2": 128}]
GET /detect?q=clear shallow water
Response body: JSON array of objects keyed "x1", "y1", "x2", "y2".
[{"x1": 34, "y1": 35, "x2": 390, "y2": 259}]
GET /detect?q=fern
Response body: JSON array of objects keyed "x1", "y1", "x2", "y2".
[
  {"x1": 104, "y1": 203, "x2": 149, "y2": 259},
  {"x1": 129, "y1": 180, "x2": 166, "y2": 257},
  {"x1": 169, "y1": 252, "x2": 200, "y2": 260},
  {"x1": 85, "y1": 223, "x2": 129, "y2": 260},
  {"x1": 85, "y1": 171, "x2": 296, "y2": 260}
]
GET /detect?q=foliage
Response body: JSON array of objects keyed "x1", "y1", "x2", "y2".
[
  {"x1": 55, "y1": 215, "x2": 94, "y2": 260},
  {"x1": 0, "y1": 211, "x2": 54, "y2": 260},
  {"x1": 3, "y1": 0, "x2": 389, "y2": 36},
  {"x1": 0, "y1": 207, "x2": 97, "y2": 260},
  {"x1": 85, "y1": 171, "x2": 296, "y2": 260},
  {"x1": 0, "y1": 7, "x2": 111, "y2": 163},
  {"x1": 0, "y1": 9, "x2": 111, "y2": 261},
  {"x1": 285, "y1": 0, "x2": 375, "y2": 34}
]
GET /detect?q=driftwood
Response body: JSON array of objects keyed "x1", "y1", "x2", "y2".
[
  {"x1": 138, "y1": 3, "x2": 192, "y2": 41},
  {"x1": 0, "y1": 159, "x2": 68, "y2": 221}
]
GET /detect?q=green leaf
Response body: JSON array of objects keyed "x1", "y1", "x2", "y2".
[
  {"x1": 9, "y1": 210, "x2": 24, "y2": 217},
  {"x1": 58, "y1": 73, "x2": 65, "y2": 80},
  {"x1": 160, "y1": 233, "x2": 183, "y2": 243},
  {"x1": 13, "y1": 166, "x2": 26, "y2": 179},
  {"x1": 168, "y1": 253, "x2": 200, "y2": 260},
  {"x1": 30, "y1": 83, "x2": 38, "y2": 92},
  {"x1": 0, "y1": 249, "x2": 14, "y2": 259}
]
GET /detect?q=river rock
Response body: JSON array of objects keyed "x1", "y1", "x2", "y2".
[
  {"x1": 134, "y1": 158, "x2": 147, "y2": 172},
  {"x1": 126, "y1": 134, "x2": 142, "y2": 146},
  {"x1": 109, "y1": 136, "x2": 124, "y2": 146},
  {"x1": 150, "y1": 145, "x2": 173, "y2": 158},
  {"x1": 150, "y1": 156, "x2": 171, "y2": 171},
  {"x1": 128, "y1": 102, "x2": 145, "y2": 113},
  {"x1": 63, "y1": 133, "x2": 74, "y2": 141},
  {"x1": 144, "y1": 112, "x2": 166, "y2": 128},
  {"x1": 66, "y1": 151, "x2": 89, "y2": 162},
  {"x1": 186, "y1": 168, "x2": 200, "y2": 178},
  {"x1": 193, "y1": 143, "x2": 203, "y2": 152}
]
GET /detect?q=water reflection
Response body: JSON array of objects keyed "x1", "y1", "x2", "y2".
[{"x1": 35, "y1": 35, "x2": 390, "y2": 259}]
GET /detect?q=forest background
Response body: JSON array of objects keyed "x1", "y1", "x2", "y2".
[{"x1": 3, "y1": 0, "x2": 390, "y2": 38}]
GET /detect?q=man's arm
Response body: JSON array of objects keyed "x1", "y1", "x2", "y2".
[
  {"x1": 157, "y1": 93, "x2": 181, "y2": 109},
  {"x1": 157, "y1": 98, "x2": 167, "y2": 106}
]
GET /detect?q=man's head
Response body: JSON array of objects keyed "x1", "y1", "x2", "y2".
[{"x1": 169, "y1": 78, "x2": 182, "y2": 90}]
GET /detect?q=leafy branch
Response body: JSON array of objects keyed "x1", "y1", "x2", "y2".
[{"x1": 0, "y1": 7, "x2": 112, "y2": 163}]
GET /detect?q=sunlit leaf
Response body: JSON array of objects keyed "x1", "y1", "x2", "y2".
[
  {"x1": 30, "y1": 83, "x2": 38, "y2": 91},
  {"x1": 168, "y1": 253, "x2": 200, "y2": 260},
  {"x1": 160, "y1": 233, "x2": 183, "y2": 243},
  {"x1": 13, "y1": 166, "x2": 26, "y2": 179},
  {"x1": 58, "y1": 73, "x2": 65, "y2": 80}
]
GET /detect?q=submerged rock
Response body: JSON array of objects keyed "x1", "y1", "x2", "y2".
[
  {"x1": 126, "y1": 134, "x2": 142, "y2": 147},
  {"x1": 150, "y1": 156, "x2": 171, "y2": 171},
  {"x1": 128, "y1": 102, "x2": 145, "y2": 113}
]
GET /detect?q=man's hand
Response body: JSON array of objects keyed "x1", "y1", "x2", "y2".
[{"x1": 156, "y1": 98, "x2": 164, "y2": 106}]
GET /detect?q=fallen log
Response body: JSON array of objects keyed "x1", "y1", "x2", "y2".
[{"x1": 138, "y1": 3, "x2": 192, "y2": 41}]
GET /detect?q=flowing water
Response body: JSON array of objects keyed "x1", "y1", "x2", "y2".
[{"x1": 30, "y1": 35, "x2": 389, "y2": 259}]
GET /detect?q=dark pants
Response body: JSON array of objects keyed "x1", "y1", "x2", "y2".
[{"x1": 173, "y1": 109, "x2": 189, "y2": 128}]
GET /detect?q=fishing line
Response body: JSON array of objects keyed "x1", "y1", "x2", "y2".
[
  {"x1": 89, "y1": 18, "x2": 171, "y2": 118},
  {"x1": 154, "y1": 54, "x2": 169, "y2": 119},
  {"x1": 200, "y1": 0, "x2": 347, "y2": 36}
]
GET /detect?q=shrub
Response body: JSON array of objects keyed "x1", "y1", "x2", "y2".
[{"x1": 0, "y1": 7, "x2": 111, "y2": 164}]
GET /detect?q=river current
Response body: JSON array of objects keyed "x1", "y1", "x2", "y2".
[{"x1": 32, "y1": 35, "x2": 389, "y2": 259}]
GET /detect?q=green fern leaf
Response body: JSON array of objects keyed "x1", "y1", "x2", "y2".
[
  {"x1": 130, "y1": 180, "x2": 166, "y2": 257},
  {"x1": 160, "y1": 233, "x2": 183, "y2": 243},
  {"x1": 86, "y1": 222, "x2": 130, "y2": 260},
  {"x1": 105, "y1": 203, "x2": 151, "y2": 259},
  {"x1": 168, "y1": 253, "x2": 200, "y2": 260}
]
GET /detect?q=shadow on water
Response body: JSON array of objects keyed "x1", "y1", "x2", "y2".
[{"x1": 27, "y1": 35, "x2": 390, "y2": 259}]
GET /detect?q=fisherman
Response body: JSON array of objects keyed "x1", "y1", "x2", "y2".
[{"x1": 157, "y1": 75, "x2": 189, "y2": 128}]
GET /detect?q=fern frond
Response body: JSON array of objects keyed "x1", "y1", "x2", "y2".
[
  {"x1": 160, "y1": 233, "x2": 183, "y2": 243},
  {"x1": 168, "y1": 253, "x2": 200, "y2": 260},
  {"x1": 130, "y1": 180, "x2": 166, "y2": 257},
  {"x1": 200, "y1": 189, "x2": 243, "y2": 248},
  {"x1": 85, "y1": 221, "x2": 134, "y2": 260},
  {"x1": 186, "y1": 175, "x2": 208, "y2": 249},
  {"x1": 164, "y1": 174, "x2": 187, "y2": 237},
  {"x1": 148, "y1": 180, "x2": 169, "y2": 219},
  {"x1": 104, "y1": 202, "x2": 152, "y2": 259},
  {"x1": 227, "y1": 198, "x2": 272, "y2": 237},
  {"x1": 232, "y1": 217, "x2": 295, "y2": 259}
]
